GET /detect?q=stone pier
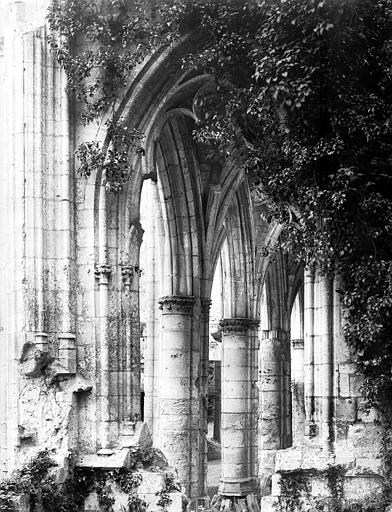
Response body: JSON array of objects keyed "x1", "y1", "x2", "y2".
[
  {"x1": 258, "y1": 329, "x2": 291, "y2": 495},
  {"x1": 158, "y1": 295, "x2": 200, "y2": 499},
  {"x1": 219, "y1": 318, "x2": 259, "y2": 497}
]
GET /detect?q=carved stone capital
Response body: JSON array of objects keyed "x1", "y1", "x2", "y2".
[
  {"x1": 261, "y1": 328, "x2": 288, "y2": 341},
  {"x1": 305, "y1": 266, "x2": 315, "y2": 281},
  {"x1": 201, "y1": 298, "x2": 212, "y2": 314},
  {"x1": 219, "y1": 318, "x2": 260, "y2": 334},
  {"x1": 133, "y1": 266, "x2": 143, "y2": 279},
  {"x1": 158, "y1": 295, "x2": 195, "y2": 315},
  {"x1": 95, "y1": 264, "x2": 112, "y2": 284},
  {"x1": 121, "y1": 265, "x2": 141, "y2": 286},
  {"x1": 291, "y1": 338, "x2": 304, "y2": 350}
]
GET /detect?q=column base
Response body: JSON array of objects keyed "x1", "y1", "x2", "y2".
[
  {"x1": 218, "y1": 477, "x2": 259, "y2": 497},
  {"x1": 211, "y1": 492, "x2": 260, "y2": 512}
]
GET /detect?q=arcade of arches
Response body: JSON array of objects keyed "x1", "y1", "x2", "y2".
[{"x1": 0, "y1": 2, "x2": 384, "y2": 511}]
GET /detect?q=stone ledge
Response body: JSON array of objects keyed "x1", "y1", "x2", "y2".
[
  {"x1": 76, "y1": 449, "x2": 131, "y2": 469},
  {"x1": 116, "y1": 421, "x2": 153, "y2": 449}
]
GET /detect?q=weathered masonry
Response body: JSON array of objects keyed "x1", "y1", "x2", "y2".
[{"x1": 0, "y1": 1, "x2": 385, "y2": 510}]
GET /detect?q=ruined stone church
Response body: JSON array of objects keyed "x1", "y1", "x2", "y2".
[{"x1": 0, "y1": 1, "x2": 384, "y2": 511}]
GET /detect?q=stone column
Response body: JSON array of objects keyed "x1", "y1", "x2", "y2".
[
  {"x1": 199, "y1": 299, "x2": 211, "y2": 501},
  {"x1": 141, "y1": 197, "x2": 158, "y2": 434},
  {"x1": 121, "y1": 265, "x2": 142, "y2": 422},
  {"x1": 258, "y1": 329, "x2": 290, "y2": 495},
  {"x1": 57, "y1": 25, "x2": 77, "y2": 376},
  {"x1": 315, "y1": 273, "x2": 333, "y2": 448},
  {"x1": 130, "y1": 266, "x2": 142, "y2": 420},
  {"x1": 158, "y1": 295, "x2": 199, "y2": 499},
  {"x1": 142, "y1": 264, "x2": 155, "y2": 434},
  {"x1": 214, "y1": 361, "x2": 222, "y2": 443},
  {"x1": 219, "y1": 318, "x2": 259, "y2": 497},
  {"x1": 304, "y1": 269, "x2": 316, "y2": 438},
  {"x1": 291, "y1": 338, "x2": 305, "y2": 445},
  {"x1": 95, "y1": 263, "x2": 112, "y2": 449}
]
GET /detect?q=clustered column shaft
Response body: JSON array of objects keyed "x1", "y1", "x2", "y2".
[
  {"x1": 291, "y1": 338, "x2": 305, "y2": 444},
  {"x1": 304, "y1": 269, "x2": 334, "y2": 444},
  {"x1": 121, "y1": 265, "x2": 142, "y2": 421},
  {"x1": 199, "y1": 299, "x2": 212, "y2": 500},
  {"x1": 95, "y1": 262, "x2": 112, "y2": 448},
  {"x1": 315, "y1": 272, "x2": 334, "y2": 447},
  {"x1": 304, "y1": 268, "x2": 316, "y2": 437}
]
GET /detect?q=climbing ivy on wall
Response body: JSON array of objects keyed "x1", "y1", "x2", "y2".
[
  {"x1": 47, "y1": 0, "x2": 171, "y2": 192},
  {"x1": 48, "y1": 0, "x2": 392, "y2": 490},
  {"x1": 0, "y1": 450, "x2": 86, "y2": 512},
  {"x1": 0, "y1": 448, "x2": 175, "y2": 512},
  {"x1": 277, "y1": 467, "x2": 387, "y2": 512}
]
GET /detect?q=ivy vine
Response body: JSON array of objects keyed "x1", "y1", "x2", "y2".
[
  {"x1": 0, "y1": 450, "x2": 86, "y2": 512},
  {"x1": 0, "y1": 448, "x2": 176, "y2": 512},
  {"x1": 47, "y1": 0, "x2": 180, "y2": 192},
  {"x1": 277, "y1": 468, "x2": 388, "y2": 512}
]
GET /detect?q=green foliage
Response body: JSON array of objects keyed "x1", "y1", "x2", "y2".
[
  {"x1": 75, "y1": 125, "x2": 145, "y2": 193},
  {"x1": 277, "y1": 471, "x2": 311, "y2": 512},
  {"x1": 163, "y1": 472, "x2": 181, "y2": 493},
  {"x1": 47, "y1": 0, "x2": 172, "y2": 122},
  {"x1": 0, "y1": 447, "x2": 174, "y2": 512},
  {"x1": 277, "y1": 468, "x2": 389, "y2": 512},
  {"x1": 0, "y1": 450, "x2": 86, "y2": 512},
  {"x1": 174, "y1": 0, "x2": 392, "y2": 266},
  {"x1": 47, "y1": 0, "x2": 166, "y2": 192},
  {"x1": 156, "y1": 489, "x2": 172, "y2": 511},
  {"x1": 155, "y1": 472, "x2": 180, "y2": 511}
]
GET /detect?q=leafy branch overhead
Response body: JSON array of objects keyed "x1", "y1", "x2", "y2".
[
  {"x1": 165, "y1": 0, "x2": 392, "y2": 424},
  {"x1": 47, "y1": 0, "x2": 177, "y2": 192},
  {"x1": 48, "y1": 0, "x2": 392, "y2": 426}
]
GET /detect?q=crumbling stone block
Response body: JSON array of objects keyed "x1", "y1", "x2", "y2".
[
  {"x1": 19, "y1": 341, "x2": 51, "y2": 378},
  {"x1": 117, "y1": 421, "x2": 152, "y2": 449},
  {"x1": 84, "y1": 491, "x2": 100, "y2": 512},
  {"x1": 310, "y1": 476, "x2": 330, "y2": 497},
  {"x1": 343, "y1": 476, "x2": 383, "y2": 501},
  {"x1": 137, "y1": 471, "x2": 165, "y2": 494}
]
